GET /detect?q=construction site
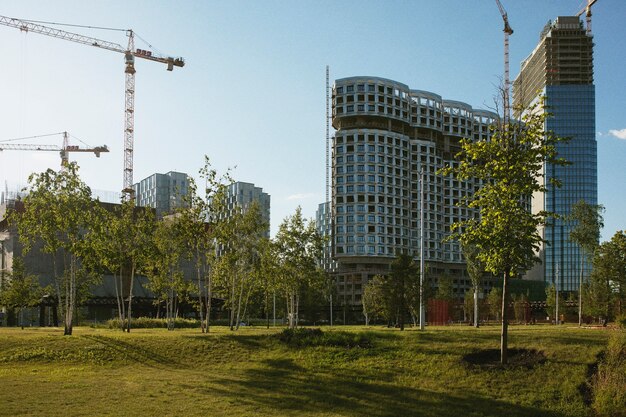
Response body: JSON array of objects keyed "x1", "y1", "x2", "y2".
[{"x1": 0, "y1": 14, "x2": 187, "y2": 326}]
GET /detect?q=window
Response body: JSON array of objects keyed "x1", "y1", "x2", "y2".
[
  {"x1": 347, "y1": 105, "x2": 354, "y2": 112},
  {"x1": 336, "y1": 146, "x2": 344, "y2": 154},
  {"x1": 346, "y1": 85, "x2": 354, "y2": 92}
]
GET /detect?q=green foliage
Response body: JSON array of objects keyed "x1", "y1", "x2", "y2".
[
  {"x1": 586, "y1": 231, "x2": 626, "y2": 322},
  {"x1": 10, "y1": 163, "x2": 103, "y2": 335},
  {"x1": 545, "y1": 284, "x2": 564, "y2": 321},
  {"x1": 592, "y1": 331, "x2": 626, "y2": 417},
  {"x1": 0, "y1": 258, "x2": 45, "y2": 329},
  {"x1": 276, "y1": 328, "x2": 372, "y2": 348},
  {"x1": 441, "y1": 98, "x2": 567, "y2": 280},
  {"x1": 274, "y1": 206, "x2": 324, "y2": 328},
  {"x1": 569, "y1": 200, "x2": 604, "y2": 258},
  {"x1": 435, "y1": 275, "x2": 455, "y2": 301},
  {"x1": 362, "y1": 274, "x2": 388, "y2": 325},
  {"x1": 487, "y1": 287, "x2": 502, "y2": 321},
  {"x1": 106, "y1": 317, "x2": 200, "y2": 329}
]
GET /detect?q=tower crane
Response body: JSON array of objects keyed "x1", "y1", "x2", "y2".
[
  {"x1": 0, "y1": 15, "x2": 184, "y2": 199},
  {"x1": 495, "y1": 0, "x2": 513, "y2": 125},
  {"x1": 576, "y1": 0, "x2": 598, "y2": 35},
  {"x1": 0, "y1": 131, "x2": 109, "y2": 166}
]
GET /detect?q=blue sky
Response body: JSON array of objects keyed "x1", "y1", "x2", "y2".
[{"x1": 1, "y1": 1, "x2": 624, "y2": 239}]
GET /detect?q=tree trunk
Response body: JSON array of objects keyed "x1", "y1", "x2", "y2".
[
  {"x1": 197, "y1": 248, "x2": 205, "y2": 333},
  {"x1": 235, "y1": 271, "x2": 245, "y2": 330},
  {"x1": 501, "y1": 270, "x2": 509, "y2": 365},
  {"x1": 579, "y1": 255, "x2": 583, "y2": 327},
  {"x1": 205, "y1": 268, "x2": 212, "y2": 333},
  {"x1": 126, "y1": 262, "x2": 135, "y2": 333},
  {"x1": 474, "y1": 284, "x2": 480, "y2": 328}
]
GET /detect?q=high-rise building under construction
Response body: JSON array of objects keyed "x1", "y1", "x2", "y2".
[
  {"x1": 330, "y1": 76, "x2": 498, "y2": 306},
  {"x1": 513, "y1": 16, "x2": 597, "y2": 291}
]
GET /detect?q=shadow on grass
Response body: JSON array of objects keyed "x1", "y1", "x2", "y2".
[
  {"x1": 205, "y1": 357, "x2": 569, "y2": 417},
  {"x1": 81, "y1": 335, "x2": 178, "y2": 367}
]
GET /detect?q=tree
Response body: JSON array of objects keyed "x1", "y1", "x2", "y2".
[
  {"x1": 213, "y1": 201, "x2": 267, "y2": 330},
  {"x1": 545, "y1": 284, "x2": 564, "y2": 323},
  {"x1": 512, "y1": 293, "x2": 529, "y2": 324},
  {"x1": 389, "y1": 254, "x2": 418, "y2": 330},
  {"x1": 463, "y1": 242, "x2": 483, "y2": 327},
  {"x1": 363, "y1": 274, "x2": 394, "y2": 326},
  {"x1": 585, "y1": 231, "x2": 626, "y2": 324},
  {"x1": 145, "y1": 216, "x2": 189, "y2": 330},
  {"x1": 487, "y1": 287, "x2": 502, "y2": 322},
  {"x1": 11, "y1": 163, "x2": 103, "y2": 335},
  {"x1": 0, "y1": 258, "x2": 44, "y2": 329},
  {"x1": 441, "y1": 97, "x2": 568, "y2": 364},
  {"x1": 569, "y1": 199, "x2": 604, "y2": 326},
  {"x1": 274, "y1": 207, "x2": 324, "y2": 329},
  {"x1": 96, "y1": 201, "x2": 155, "y2": 332}
]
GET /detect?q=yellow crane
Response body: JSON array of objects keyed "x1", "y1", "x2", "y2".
[
  {"x1": 495, "y1": 0, "x2": 514, "y2": 125},
  {"x1": 576, "y1": 0, "x2": 598, "y2": 35},
  {"x1": 0, "y1": 15, "x2": 184, "y2": 199},
  {"x1": 0, "y1": 131, "x2": 109, "y2": 166}
]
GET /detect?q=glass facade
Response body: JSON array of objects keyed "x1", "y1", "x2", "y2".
[
  {"x1": 514, "y1": 16, "x2": 597, "y2": 292},
  {"x1": 544, "y1": 85, "x2": 597, "y2": 291}
]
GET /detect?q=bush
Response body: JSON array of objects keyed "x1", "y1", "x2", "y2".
[
  {"x1": 276, "y1": 328, "x2": 372, "y2": 348},
  {"x1": 592, "y1": 331, "x2": 626, "y2": 417},
  {"x1": 106, "y1": 317, "x2": 201, "y2": 329},
  {"x1": 616, "y1": 314, "x2": 626, "y2": 329}
]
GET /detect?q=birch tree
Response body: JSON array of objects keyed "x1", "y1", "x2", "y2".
[
  {"x1": 12, "y1": 163, "x2": 102, "y2": 335},
  {"x1": 569, "y1": 199, "x2": 604, "y2": 326},
  {"x1": 274, "y1": 207, "x2": 324, "y2": 329}
]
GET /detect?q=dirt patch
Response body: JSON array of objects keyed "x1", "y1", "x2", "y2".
[{"x1": 462, "y1": 348, "x2": 546, "y2": 369}]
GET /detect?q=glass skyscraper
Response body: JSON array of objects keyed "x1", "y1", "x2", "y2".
[{"x1": 514, "y1": 17, "x2": 597, "y2": 291}]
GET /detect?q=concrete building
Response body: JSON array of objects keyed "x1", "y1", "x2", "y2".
[
  {"x1": 224, "y1": 182, "x2": 271, "y2": 238},
  {"x1": 331, "y1": 76, "x2": 497, "y2": 305},
  {"x1": 513, "y1": 16, "x2": 597, "y2": 291},
  {"x1": 133, "y1": 171, "x2": 190, "y2": 217}
]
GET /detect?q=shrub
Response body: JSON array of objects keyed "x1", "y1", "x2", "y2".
[
  {"x1": 276, "y1": 328, "x2": 372, "y2": 348},
  {"x1": 592, "y1": 331, "x2": 626, "y2": 417},
  {"x1": 106, "y1": 317, "x2": 200, "y2": 329},
  {"x1": 616, "y1": 314, "x2": 626, "y2": 329}
]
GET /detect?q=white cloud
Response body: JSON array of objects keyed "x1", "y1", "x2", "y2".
[
  {"x1": 608, "y1": 129, "x2": 626, "y2": 140},
  {"x1": 286, "y1": 193, "x2": 316, "y2": 201}
]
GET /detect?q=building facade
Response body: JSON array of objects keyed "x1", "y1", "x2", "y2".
[
  {"x1": 224, "y1": 182, "x2": 271, "y2": 238},
  {"x1": 331, "y1": 76, "x2": 497, "y2": 305},
  {"x1": 513, "y1": 16, "x2": 597, "y2": 291},
  {"x1": 133, "y1": 171, "x2": 190, "y2": 217}
]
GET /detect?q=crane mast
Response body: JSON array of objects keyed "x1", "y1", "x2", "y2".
[
  {"x1": 576, "y1": 0, "x2": 598, "y2": 35},
  {"x1": 0, "y1": 15, "x2": 184, "y2": 200},
  {"x1": 495, "y1": 0, "x2": 513, "y2": 125}
]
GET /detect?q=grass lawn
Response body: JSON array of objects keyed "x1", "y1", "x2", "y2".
[{"x1": 0, "y1": 324, "x2": 611, "y2": 417}]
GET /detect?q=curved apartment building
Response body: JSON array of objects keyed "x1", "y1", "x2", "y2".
[{"x1": 331, "y1": 76, "x2": 497, "y2": 305}]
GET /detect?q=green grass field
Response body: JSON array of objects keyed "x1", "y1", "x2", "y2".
[{"x1": 0, "y1": 324, "x2": 612, "y2": 417}]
